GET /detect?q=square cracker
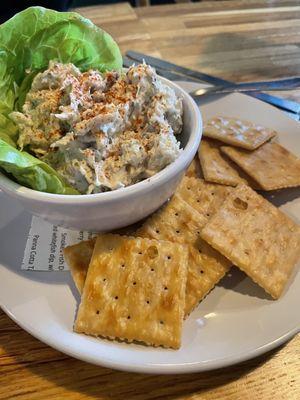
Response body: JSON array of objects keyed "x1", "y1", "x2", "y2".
[
  {"x1": 176, "y1": 176, "x2": 232, "y2": 222},
  {"x1": 198, "y1": 139, "x2": 260, "y2": 188},
  {"x1": 204, "y1": 116, "x2": 276, "y2": 150},
  {"x1": 64, "y1": 239, "x2": 95, "y2": 293},
  {"x1": 137, "y1": 195, "x2": 231, "y2": 315},
  {"x1": 221, "y1": 142, "x2": 300, "y2": 190},
  {"x1": 74, "y1": 234, "x2": 188, "y2": 349},
  {"x1": 64, "y1": 225, "x2": 140, "y2": 294},
  {"x1": 201, "y1": 184, "x2": 300, "y2": 299},
  {"x1": 185, "y1": 157, "x2": 203, "y2": 179}
]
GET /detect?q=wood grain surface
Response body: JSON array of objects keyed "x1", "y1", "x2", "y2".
[
  {"x1": 77, "y1": 0, "x2": 300, "y2": 101},
  {"x1": 0, "y1": 311, "x2": 299, "y2": 400},
  {"x1": 1, "y1": 1, "x2": 300, "y2": 399}
]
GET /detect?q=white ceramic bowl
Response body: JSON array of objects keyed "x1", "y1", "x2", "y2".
[{"x1": 0, "y1": 78, "x2": 202, "y2": 231}]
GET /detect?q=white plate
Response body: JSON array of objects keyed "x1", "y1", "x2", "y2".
[{"x1": 1, "y1": 83, "x2": 300, "y2": 374}]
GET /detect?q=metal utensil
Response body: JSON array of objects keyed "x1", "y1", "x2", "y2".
[{"x1": 191, "y1": 78, "x2": 300, "y2": 98}]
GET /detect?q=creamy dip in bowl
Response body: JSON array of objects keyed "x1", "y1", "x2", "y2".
[
  {"x1": 10, "y1": 62, "x2": 184, "y2": 195},
  {"x1": 0, "y1": 72, "x2": 202, "y2": 231}
]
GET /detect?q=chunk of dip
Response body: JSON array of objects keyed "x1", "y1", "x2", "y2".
[{"x1": 10, "y1": 61, "x2": 183, "y2": 194}]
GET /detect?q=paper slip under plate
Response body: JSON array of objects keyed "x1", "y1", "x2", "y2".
[{"x1": 22, "y1": 216, "x2": 94, "y2": 271}]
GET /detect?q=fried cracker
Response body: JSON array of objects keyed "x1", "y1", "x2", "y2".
[
  {"x1": 185, "y1": 242, "x2": 232, "y2": 315},
  {"x1": 204, "y1": 116, "x2": 276, "y2": 150},
  {"x1": 176, "y1": 176, "x2": 232, "y2": 222},
  {"x1": 74, "y1": 234, "x2": 188, "y2": 349},
  {"x1": 185, "y1": 157, "x2": 203, "y2": 179},
  {"x1": 137, "y1": 195, "x2": 231, "y2": 315},
  {"x1": 221, "y1": 142, "x2": 300, "y2": 190},
  {"x1": 201, "y1": 184, "x2": 300, "y2": 298},
  {"x1": 199, "y1": 139, "x2": 259, "y2": 187},
  {"x1": 64, "y1": 239, "x2": 95, "y2": 293},
  {"x1": 137, "y1": 194, "x2": 207, "y2": 243},
  {"x1": 64, "y1": 226, "x2": 146, "y2": 295}
]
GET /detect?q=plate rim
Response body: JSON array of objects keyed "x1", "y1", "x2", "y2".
[{"x1": 1, "y1": 303, "x2": 299, "y2": 374}]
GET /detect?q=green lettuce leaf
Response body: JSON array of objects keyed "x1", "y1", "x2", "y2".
[
  {"x1": 0, "y1": 139, "x2": 78, "y2": 194},
  {"x1": 0, "y1": 6, "x2": 123, "y2": 194},
  {"x1": 16, "y1": 70, "x2": 39, "y2": 112}
]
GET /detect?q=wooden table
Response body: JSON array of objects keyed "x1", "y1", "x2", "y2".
[{"x1": 1, "y1": 1, "x2": 299, "y2": 399}]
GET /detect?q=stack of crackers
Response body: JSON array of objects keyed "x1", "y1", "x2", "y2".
[
  {"x1": 194, "y1": 116, "x2": 300, "y2": 190},
  {"x1": 64, "y1": 116, "x2": 300, "y2": 350}
]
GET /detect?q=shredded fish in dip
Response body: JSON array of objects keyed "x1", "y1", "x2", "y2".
[{"x1": 10, "y1": 61, "x2": 183, "y2": 194}]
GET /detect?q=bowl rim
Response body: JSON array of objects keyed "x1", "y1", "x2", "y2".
[{"x1": 0, "y1": 78, "x2": 202, "y2": 204}]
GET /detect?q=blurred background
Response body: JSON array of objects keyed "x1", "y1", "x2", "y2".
[{"x1": 0, "y1": 0, "x2": 188, "y2": 22}]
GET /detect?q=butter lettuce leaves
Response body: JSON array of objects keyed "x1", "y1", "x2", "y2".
[
  {"x1": 0, "y1": 140, "x2": 78, "y2": 194},
  {"x1": 0, "y1": 6, "x2": 122, "y2": 194}
]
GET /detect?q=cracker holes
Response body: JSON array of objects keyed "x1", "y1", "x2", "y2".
[
  {"x1": 147, "y1": 245, "x2": 159, "y2": 259},
  {"x1": 133, "y1": 281, "x2": 137, "y2": 286},
  {"x1": 121, "y1": 263, "x2": 125, "y2": 268},
  {"x1": 138, "y1": 251, "x2": 143, "y2": 255},
  {"x1": 115, "y1": 296, "x2": 119, "y2": 300},
  {"x1": 127, "y1": 315, "x2": 131, "y2": 319},
  {"x1": 200, "y1": 270, "x2": 204, "y2": 274},
  {"x1": 164, "y1": 286, "x2": 168, "y2": 291},
  {"x1": 233, "y1": 197, "x2": 248, "y2": 210},
  {"x1": 197, "y1": 199, "x2": 200, "y2": 203},
  {"x1": 151, "y1": 268, "x2": 155, "y2": 272},
  {"x1": 103, "y1": 278, "x2": 107, "y2": 282},
  {"x1": 160, "y1": 321, "x2": 164, "y2": 325},
  {"x1": 176, "y1": 230, "x2": 180, "y2": 234},
  {"x1": 187, "y1": 186, "x2": 191, "y2": 190},
  {"x1": 96, "y1": 310, "x2": 100, "y2": 315},
  {"x1": 167, "y1": 255, "x2": 171, "y2": 260},
  {"x1": 199, "y1": 249, "x2": 202, "y2": 254},
  {"x1": 211, "y1": 192, "x2": 215, "y2": 196},
  {"x1": 174, "y1": 212, "x2": 179, "y2": 217},
  {"x1": 206, "y1": 213, "x2": 210, "y2": 217},
  {"x1": 155, "y1": 229, "x2": 160, "y2": 234},
  {"x1": 146, "y1": 300, "x2": 150, "y2": 304}
]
